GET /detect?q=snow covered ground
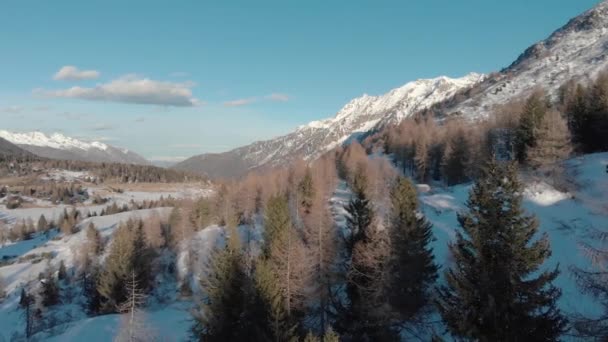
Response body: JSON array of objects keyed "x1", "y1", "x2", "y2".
[
  {"x1": 0, "y1": 153, "x2": 605, "y2": 341},
  {"x1": 420, "y1": 152, "x2": 608, "y2": 332}
]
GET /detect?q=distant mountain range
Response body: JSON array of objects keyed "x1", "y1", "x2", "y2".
[
  {"x1": 0, "y1": 136, "x2": 35, "y2": 159},
  {"x1": 0, "y1": 131, "x2": 150, "y2": 165},
  {"x1": 174, "y1": 0, "x2": 608, "y2": 179}
]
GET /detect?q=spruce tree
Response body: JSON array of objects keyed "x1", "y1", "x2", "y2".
[
  {"x1": 40, "y1": 269, "x2": 60, "y2": 307},
  {"x1": 58, "y1": 260, "x2": 68, "y2": 281},
  {"x1": 297, "y1": 168, "x2": 315, "y2": 214},
  {"x1": 387, "y1": 176, "x2": 438, "y2": 324},
  {"x1": 437, "y1": 160, "x2": 567, "y2": 341},
  {"x1": 37, "y1": 214, "x2": 48, "y2": 233},
  {"x1": 339, "y1": 172, "x2": 397, "y2": 341},
  {"x1": 191, "y1": 226, "x2": 254, "y2": 342},
  {"x1": 515, "y1": 92, "x2": 548, "y2": 163},
  {"x1": 443, "y1": 130, "x2": 471, "y2": 186}
]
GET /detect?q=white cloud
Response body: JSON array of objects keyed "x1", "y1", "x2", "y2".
[
  {"x1": 265, "y1": 93, "x2": 290, "y2": 102},
  {"x1": 1, "y1": 105, "x2": 23, "y2": 113},
  {"x1": 53, "y1": 66, "x2": 100, "y2": 81},
  {"x1": 36, "y1": 75, "x2": 200, "y2": 107},
  {"x1": 223, "y1": 97, "x2": 257, "y2": 107}
]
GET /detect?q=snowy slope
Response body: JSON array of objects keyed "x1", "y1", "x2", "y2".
[
  {"x1": 0, "y1": 153, "x2": 606, "y2": 341},
  {"x1": 419, "y1": 153, "x2": 608, "y2": 329},
  {"x1": 0, "y1": 131, "x2": 150, "y2": 165},
  {"x1": 175, "y1": 73, "x2": 484, "y2": 178}
]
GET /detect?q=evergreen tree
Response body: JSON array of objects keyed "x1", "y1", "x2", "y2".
[
  {"x1": 191, "y1": 226, "x2": 256, "y2": 341},
  {"x1": 338, "y1": 174, "x2": 396, "y2": 341},
  {"x1": 515, "y1": 92, "x2": 548, "y2": 163},
  {"x1": 297, "y1": 168, "x2": 315, "y2": 214},
  {"x1": 437, "y1": 160, "x2": 567, "y2": 341},
  {"x1": 83, "y1": 261, "x2": 102, "y2": 315},
  {"x1": 40, "y1": 268, "x2": 60, "y2": 307},
  {"x1": 443, "y1": 130, "x2": 471, "y2": 186},
  {"x1": 37, "y1": 214, "x2": 48, "y2": 233},
  {"x1": 566, "y1": 84, "x2": 589, "y2": 150},
  {"x1": 20, "y1": 288, "x2": 35, "y2": 338},
  {"x1": 58, "y1": 260, "x2": 68, "y2": 281},
  {"x1": 387, "y1": 177, "x2": 438, "y2": 325},
  {"x1": 343, "y1": 172, "x2": 373, "y2": 255}
]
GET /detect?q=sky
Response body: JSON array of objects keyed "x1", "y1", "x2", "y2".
[{"x1": 0, "y1": 0, "x2": 601, "y2": 162}]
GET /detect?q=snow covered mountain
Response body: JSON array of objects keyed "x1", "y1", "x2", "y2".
[
  {"x1": 175, "y1": 73, "x2": 484, "y2": 178},
  {"x1": 176, "y1": 1, "x2": 608, "y2": 179},
  {"x1": 0, "y1": 131, "x2": 150, "y2": 165},
  {"x1": 0, "y1": 137, "x2": 34, "y2": 159},
  {"x1": 446, "y1": 0, "x2": 608, "y2": 119}
]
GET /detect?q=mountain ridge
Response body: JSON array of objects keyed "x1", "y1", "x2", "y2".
[
  {"x1": 0, "y1": 130, "x2": 150, "y2": 165},
  {"x1": 175, "y1": 0, "x2": 608, "y2": 179}
]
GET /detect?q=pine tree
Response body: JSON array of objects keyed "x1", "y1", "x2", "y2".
[
  {"x1": 191, "y1": 226, "x2": 255, "y2": 341},
  {"x1": 58, "y1": 260, "x2": 68, "y2": 281},
  {"x1": 515, "y1": 92, "x2": 548, "y2": 163},
  {"x1": 566, "y1": 84, "x2": 589, "y2": 150},
  {"x1": 443, "y1": 130, "x2": 471, "y2": 186},
  {"x1": 339, "y1": 175, "x2": 396, "y2": 341},
  {"x1": 83, "y1": 261, "x2": 102, "y2": 315},
  {"x1": 437, "y1": 160, "x2": 567, "y2": 341},
  {"x1": 387, "y1": 177, "x2": 438, "y2": 325},
  {"x1": 40, "y1": 268, "x2": 60, "y2": 307},
  {"x1": 37, "y1": 214, "x2": 48, "y2": 233},
  {"x1": 20, "y1": 288, "x2": 35, "y2": 338},
  {"x1": 297, "y1": 168, "x2": 315, "y2": 214}
]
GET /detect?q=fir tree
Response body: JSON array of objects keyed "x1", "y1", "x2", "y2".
[
  {"x1": 437, "y1": 160, "x2": 567, "y2": 341},
  {"x1": 387, "y1": 176, "x2": 438, "y2": 325},
  {"x1": 191, "y1": 226, "x2": 255, "y2": 342},
  {"x1": 58, "y1": 260, "x2": 68, "y2": 281},
  {"x1": 297, "y1": 167, "x2": 315, "y2": 214},
  {"x1": 37, "y1": 214, "x2": 48, "y2": 233},
  {"x1": 338, "y1": 173, "x2": 397, "y2": 341},
  {"x1": 443, "y1": 130, "x2": 471, "y2": 186},
  {"x1": 40, "y1": 268, "x2": 60, "y2": 307},
  {"x1": 19, "y1": 288, "x2": 35, "y2": 338},
  {"x1": 515, "y1": 92, "x2": 548, "y2": 163}
]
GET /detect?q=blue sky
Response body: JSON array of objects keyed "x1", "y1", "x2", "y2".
[{"x1": 0, "y1": 0, "x2": 600, "y2": 161}]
